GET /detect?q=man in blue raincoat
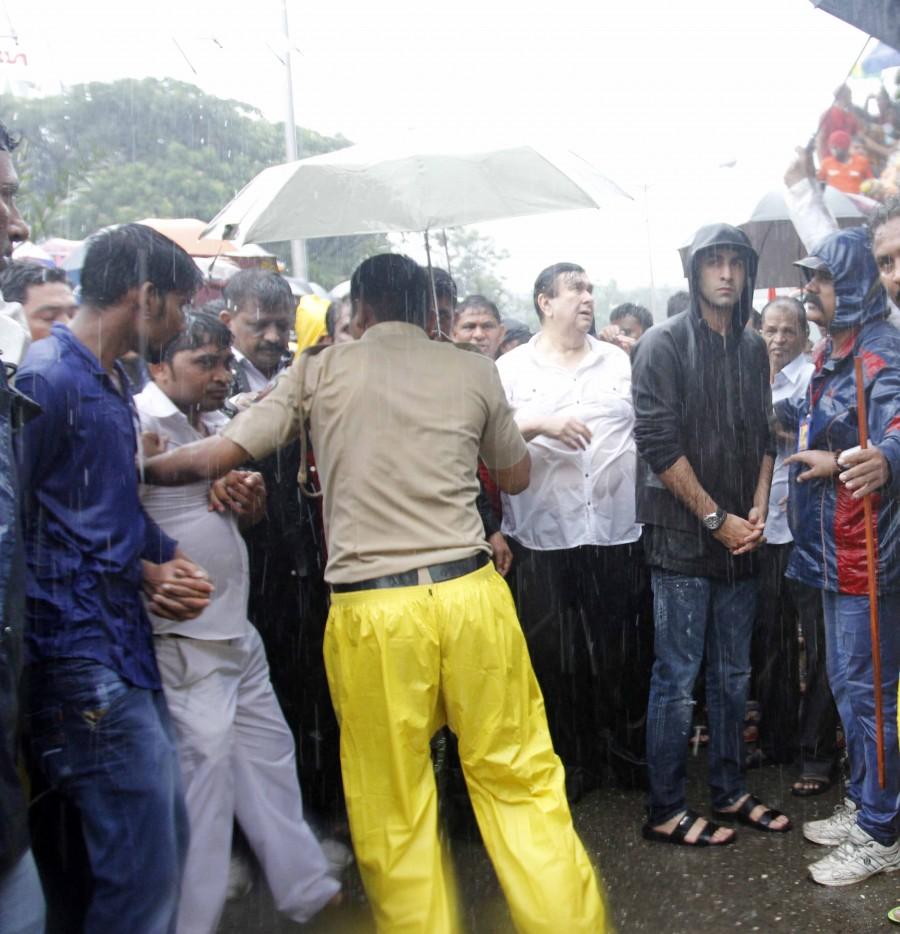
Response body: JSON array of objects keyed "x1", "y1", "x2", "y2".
[{"x1": 783, "y1": 223, "x2": 900, "y2": 886}]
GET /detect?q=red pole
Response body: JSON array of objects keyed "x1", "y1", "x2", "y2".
[{"x1": 854, "y1": 356, "x2": 885, "y2": 789}]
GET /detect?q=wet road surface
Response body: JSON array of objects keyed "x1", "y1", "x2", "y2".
[{"x1": 221, "y1": 755, "x2": 896, "y2": 932}]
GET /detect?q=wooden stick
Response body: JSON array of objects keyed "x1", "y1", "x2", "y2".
[{"x1": 854, "y1": 356, "x2": 885, "y2": 789}]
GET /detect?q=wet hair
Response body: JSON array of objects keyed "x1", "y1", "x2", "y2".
[
  {"x1": 431, "y1": 267, "x2": 457, "y2": 306},
  {"x1": 0, "y1": 120, "x2": 20, "y2": 153},
  {"x1": 161, "y1": 309, "x2": 233, "y2": 363},
  {"x1": 533, "y1": 263, "x2": 585, "y2": 320},
  {"x1": 455, "y1": 294, "x2": 501, "y2": 324},
  {"x1": 80, "y1": 224, "x2": 201, "y2": 308},
  {"x1": 870, "y1": 195, "x2": 900, "y2": 237},
  {"x1": 761, "y1": 296, "x2": 808, "y2": 334},
  {"x1": 350, "y1": 253, "x2": 428, "y2": 326},
  {"x1": 223, "y1": 269, "x2": 294, "y2": 317},
  {"x1": 666, "y1": 290, "x2": 691, "y2": 318},
  {"x1": 325, "y1": 296, "x2": 351, "y2": 338},
  {"x1": 0, "y1": 262, "x2": 68, "y2": 304},
  {"x1": 199, "y1": 297, "x2": 226, "y2": 317},
  {"x1": 610, "y1": 302, "x2": 653, "y2": 333}
]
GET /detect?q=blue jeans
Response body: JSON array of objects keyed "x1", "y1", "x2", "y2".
[
  {"x1": 645, "y1": 570, "x2": 757, "y2": 825},
  {"x1": 823, "y1": 590, "x2": 900, "y2": 846},
  {"x1": 0, "y1": 849, "x2": 45, "y2": 934},
  {"x1": 26, "y1": 659, "x2": 188, "y2": 934}
]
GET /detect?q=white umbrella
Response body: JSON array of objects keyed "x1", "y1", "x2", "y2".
[{"x1": 201, "y1": 139, "x2": 631, "y2": 245}]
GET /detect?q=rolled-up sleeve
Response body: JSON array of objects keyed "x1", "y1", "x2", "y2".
[{"x1": 631, "y1": 329, "x2": 684, "y2": 475}]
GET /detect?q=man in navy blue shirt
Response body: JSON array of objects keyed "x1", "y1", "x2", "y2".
[{"x1": 16, "y1": 223, "x2": 213, "y2": 933}]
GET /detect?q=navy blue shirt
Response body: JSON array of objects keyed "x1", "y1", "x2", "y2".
[{"x1": 16, "y1": 325, "x2": 177, "y2": 689}]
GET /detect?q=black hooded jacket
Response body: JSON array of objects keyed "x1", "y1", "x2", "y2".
[{"x1": 631, "y1": 224, "x2": 774, "y2": 580}]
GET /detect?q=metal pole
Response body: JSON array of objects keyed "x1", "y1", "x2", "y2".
[{"x1": 282, "y1": 0, "x2": 308, "y2": 281}]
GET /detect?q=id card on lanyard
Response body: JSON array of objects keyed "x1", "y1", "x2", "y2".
[{"x1": 797, "y1": 412, "x2": 812, "y2": 452}]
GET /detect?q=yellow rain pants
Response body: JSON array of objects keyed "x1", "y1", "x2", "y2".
[{"x1": 324, "y1": 562, "x2": 608, "y2": 933}]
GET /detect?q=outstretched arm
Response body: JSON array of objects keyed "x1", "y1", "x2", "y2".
[{"x1": 144, "y1": 434, "x2": 250, "y2": 486}]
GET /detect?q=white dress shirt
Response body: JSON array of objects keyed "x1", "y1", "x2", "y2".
[
  {"x1": 496, "y1": 333, "x2": 641, "y2": 550},
  {"x1": 136, "y1": 381, "x2": 251, "y2": 639},
  {"x1": 765, "y1": 353, "x2": 815, "y2": 546}
]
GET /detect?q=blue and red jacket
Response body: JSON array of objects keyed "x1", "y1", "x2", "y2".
[{"x1": 780, "y1": 227, "x2": 900, "y2": 595}]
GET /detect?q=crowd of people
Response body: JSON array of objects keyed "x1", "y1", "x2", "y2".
[
  {"x1": 813, "y1": 80, "x2": 900, "y2": 199},
  {"x1": 0, "y1": 72, "x2": 899, "y2": 934}
]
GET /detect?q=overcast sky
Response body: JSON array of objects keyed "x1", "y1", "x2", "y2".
[{"x1": 0, "y1": 0, "x2": 881, "y2": 303}]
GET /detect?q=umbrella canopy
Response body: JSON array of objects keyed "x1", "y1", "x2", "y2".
[
  {"x1": 138, "y1": 218, "x2": 237, "y2": 258},
  {"x1": 677, "y1": 187, "x2": 876, "y2": 289},
  {"x1": 861, "y1": 41, "x2": 900, "y2": 75},
  {"x1": 201, "y1": 139, "x2": 631, "y2": 245},
  {"x1": 810, "y1": 0, "x2": 900, "y2": 53}
]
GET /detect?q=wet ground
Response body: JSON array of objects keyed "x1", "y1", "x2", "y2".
[{"x1": 221, "y1": 755, "x2": 897, "y2": 933}]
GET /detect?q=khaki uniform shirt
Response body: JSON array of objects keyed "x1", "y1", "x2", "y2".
[{"x1": 223, "y1": 321, "x2": 527, "y2": 584}]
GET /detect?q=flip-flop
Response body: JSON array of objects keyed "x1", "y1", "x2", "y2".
[
  {"x1": 888, "y1": 905, "x2": 900, "y2": 925},
  {"x1": 641, "y1": 809, "x2": 736, "y2": 847},
  {"x1": 713, "y1": 794, "x2": 792, "y2": 833},
  {"x1": 791, "y1": 776, "x2": 833, "y2": 797}
]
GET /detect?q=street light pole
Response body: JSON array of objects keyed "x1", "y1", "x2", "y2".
[{"x1": 282, "y1": 0, "x2": 308, "y2": 280}]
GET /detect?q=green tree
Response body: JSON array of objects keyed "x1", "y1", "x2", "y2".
[
  {"x1": 434, "y1": 227, "x2": 509, "y2": 305},
  {"x1": 2, "y1": 77, "x2": 387, "y2": 286}
]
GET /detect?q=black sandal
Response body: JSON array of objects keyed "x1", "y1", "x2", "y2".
[
  {"x1": 713, "y1": 794, "x2": 791, "y2": 833},
  {"x1": 641, "y1": 809, "x2": 736, "y2": 847}
]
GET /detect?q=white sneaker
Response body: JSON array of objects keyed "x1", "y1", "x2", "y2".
[
  {"x1": 320, "y1": 838, "x2": 353, "y2": 878},
  {"x1": 802, "y1": 797, "x2": 858, "y2": 846},
  {"x1": 809, "y1": 823, "x2": 900, "y2": 886}
]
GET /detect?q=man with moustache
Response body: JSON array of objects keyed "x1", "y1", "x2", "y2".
[
  {"x1": 783, "y1": 219, "x2": 900, "y2": 885},
  {"x1": 753, "y1": 297, "x2": 838, "y2": 795}
]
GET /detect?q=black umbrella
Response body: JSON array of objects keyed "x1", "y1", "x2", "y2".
[
  {"x1": 677, "y1": 187, "x2": 877, "y2": 289},
  {"x1": 810, "y1": 0, "x2": 900, "y2": 53}
]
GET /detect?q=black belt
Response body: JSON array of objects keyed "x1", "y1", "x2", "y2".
[{"x1": 332, "y1": 552, "x2": 489, "y2": 593}]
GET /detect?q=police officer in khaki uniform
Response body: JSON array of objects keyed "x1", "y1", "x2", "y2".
[{"x1": 145, "y1": 254, "x2": 606, "y2": 933}]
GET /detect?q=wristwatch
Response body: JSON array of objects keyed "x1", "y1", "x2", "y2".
[{"x1": 702, "y1": 507, "x2": 727, "y2": 532}]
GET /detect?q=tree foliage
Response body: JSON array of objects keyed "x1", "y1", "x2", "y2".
[
  {"x1": 434, "y1": 227, "x2": 510, "y2": 305},
  {"x1": 1, "y1": 77, "x2": 387, "y2": 286}
]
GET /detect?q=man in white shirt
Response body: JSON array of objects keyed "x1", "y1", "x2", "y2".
[
  {"x1": 754, "y1": 297, "x2": 838, "y2": 795},
  {"x1": 496, "y1": 262, "x2": 650, "y2": 797},
  {"x1": 136, "y1": 311, "x2": 341, "y2": 934}
]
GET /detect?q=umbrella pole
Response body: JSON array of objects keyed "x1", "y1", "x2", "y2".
[
  {"x1": 441, "y1": 229, "x2": 453, "y2": 283},
  {"x1": 854, "y1": 356, "x2": 886, "y2": 789},
  {"x1": 423, "y1": 230, "x2": 441, "y2": 337}
]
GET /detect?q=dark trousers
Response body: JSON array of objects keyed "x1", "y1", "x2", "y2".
[
  {"x1": 508, "y1": 538, "x2": 653, "y2": 786},
  {"x1": 753, "y1": 543, "x2": 838, "y2": 777}
]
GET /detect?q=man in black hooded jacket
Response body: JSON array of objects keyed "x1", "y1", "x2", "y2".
[{"x1": 632, "y1": 224, "x2": 789, "y2": 846}]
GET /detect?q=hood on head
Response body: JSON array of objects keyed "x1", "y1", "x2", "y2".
[
  {"x1": 685, "y1": 223, "x2": 758, "y2": 331},
  {"x1": 801, "y1": 226, "x2": 887, "y2": 331}
]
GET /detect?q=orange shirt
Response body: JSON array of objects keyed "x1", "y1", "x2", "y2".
[{"x1": 817, "y1": 154, "x2": 873, "y2": 195}]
